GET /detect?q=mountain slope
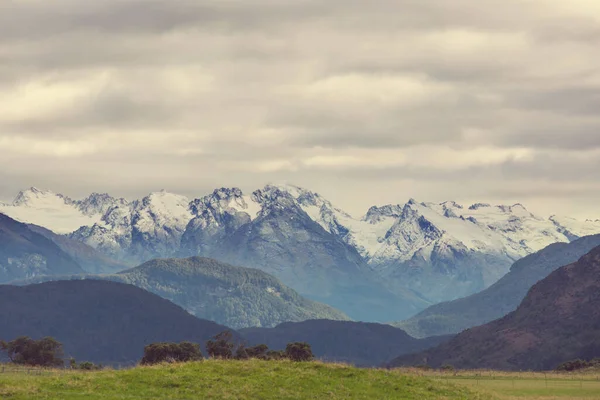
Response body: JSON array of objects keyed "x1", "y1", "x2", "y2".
[
  {"x1": 26, "y1": 224, "x2": 129, "y2": 274},
  {"x1": 0, "y1": 213, "x2": 84, "y2": 282},
  {"x1": 390, "y1": 245, "x2": 600, "y2": 371},
  {"x1": 71, "y1": 191, "x2": 193, "y2": 263},
  {"x1": 113, "y1": 257, "x2": 350, "y2": 328},
  {"x1": 188, "y1": 186, "x2": 428, "y2": 321},
  {"x1": 394, "y1": 234, "x2": 600, "y2": 338},
  {"x1": 0, "y1": 280, "x2": 235, "y2": 365},
  {"x1": 9, "y1": 257, "x2": 351, "y2": 329},
  {"x1": 240, "y1": 320, "x2": 452, "y2": 367}
]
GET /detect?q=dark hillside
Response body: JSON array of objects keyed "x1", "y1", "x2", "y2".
[{"x1": 0, "y1": 280, "x2": 235, "y2": 365}]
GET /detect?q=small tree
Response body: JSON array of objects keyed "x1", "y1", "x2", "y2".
[
  {"x1": 140, "y1": 342, "x2": 203, "y2": 365},
  {"x1": 235, "y1": 344, "x2": 269, "y2": 360},
  {"x1": 206, "y1": 331, "x2": 236, "y2": 359},
  {"x1": 285, "y1": 342, "x2": 314, "y2": 362},
  {"x1": 0, "y1": 337, "x2": 64, "y2": 367}
]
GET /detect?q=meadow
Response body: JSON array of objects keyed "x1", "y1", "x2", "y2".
[
  {"x1": 407, "y1": 368, "x2": 600, "y2": 399},
  {"x1": 2, "y1": 361, "x2": 600, "y2": 399},
  {"x1": 0, "y1": 360, "x2": 486, "y2": 400}
]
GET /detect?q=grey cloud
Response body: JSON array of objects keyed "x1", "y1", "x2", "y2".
[{"x1": 1, "y1": 0, "x2": 600, "y2": 218}]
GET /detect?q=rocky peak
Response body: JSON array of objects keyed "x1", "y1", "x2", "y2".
[
  {"x1": 364, "y1": 205, "x2": 404, "y2": 223},
  {"x1": 189, "y1": 187, "x2": 249, "y2": 216},
  {"x1": 77, "y1": 193, "x2": 128, "y2": 216},
  {"x1": 469, "y1": 203, "x2": 492, "y2": 210}
]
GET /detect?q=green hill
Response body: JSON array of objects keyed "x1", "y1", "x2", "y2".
[
  {"x1": 0, "y1": 360, "x2": 487, "y2": 400},
  {"x1": 15, "y1": 257, "x2": 350, "y2": 329},
  {"x1": 112, "y1": 257, "x2": 350, "y2": 328}
]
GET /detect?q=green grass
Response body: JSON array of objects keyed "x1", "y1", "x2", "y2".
[
  {"x1": 0, "y1": 360, "x2": 489, "y2": 400},
  {"x1": 402, "y1": 369, "x2": 600, "y2": 399}
]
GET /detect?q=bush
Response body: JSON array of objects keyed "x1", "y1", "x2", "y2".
[
  {"x1": 235, "y1": 344, "x2": 269, "y2": 360},
  {"x1": 556, "y1": 358, "x2": 600, "y2": 372},
  {"x1": 285, "y1": 342, "x2": 314, "y2": 362},
  {"x1": 206, "y1": 331, "x2": 236, "y2": 359},
  {"x1": 441, "y1": 364, "x2": 455, "y2": 372},
  {"x1": 78, "y1": 361, "x2": 102, "y2": 371},
  {"x1": 0, "y1": 337, "x2": 64, "y2": 367},
  {"x1": 140, "y1": 342, "x2": 203, "y2": 365}
]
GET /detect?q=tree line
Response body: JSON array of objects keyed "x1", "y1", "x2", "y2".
[{"x1": 0, "y1": 332, "x2": 314, "y2": 369}]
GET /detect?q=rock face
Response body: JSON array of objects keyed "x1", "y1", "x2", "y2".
[
  {"x1": 2, "y1": 184, "x2": 600, "y2": 321},
  {"x1": 0, "y1": 213, "x2": 84, "y2": 282},
  {"x1": 240, "y1": 320, "x2": 452, "y2": 367},
  {"x1": 0, "y1": 280, "x2": 235, "y2": 365},
  {"x1": 389, "y1": 245, "x2": 600, "y2": 371},
  {"x1": 394, "y1": 234, "x2": 600, "y2": 338}
]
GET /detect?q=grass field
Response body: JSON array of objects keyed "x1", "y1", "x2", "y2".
[
  {"x1": 402, "y1": 369, "x2": 600, "y2": 399},
  {"x1": 3, "y1": 362, "x2": 600, "y2": 399},
  {"x1": 0, "y1": 360, "x2": 489, "y2": 400}
]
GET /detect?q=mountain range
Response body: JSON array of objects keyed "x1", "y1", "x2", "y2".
[
  {"x1": 394, "y1": 234, "x2": 600, "y2": 338},
  {"x1": 390, "y1": 244, "x2": 600, "y2": 371},
  {"x1": 2, "y1": 184, "x2": 600, "y2": 321}
]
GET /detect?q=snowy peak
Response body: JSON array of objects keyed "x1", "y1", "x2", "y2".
[
  {"x1": 364, "y1": 205, "x2": 404, "y2": 223},
  {"x1": 190, "y1": 187, "x2": 260, "y2": 220},
  {"x1": 12, "y1": 187, "x2": 71, "y2": 207},
  {"x1": 131, "y1": 191, "x2": 193, "y2": 233},
  {"x1": 76, "y1": 193, "x2": 128, "y2": 216}
]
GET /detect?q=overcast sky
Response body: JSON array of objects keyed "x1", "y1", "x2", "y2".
[{"x1": 1, "y1": 0, "x2": 600, "y2": 218}]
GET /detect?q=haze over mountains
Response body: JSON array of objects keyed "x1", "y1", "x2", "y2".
[
  {"x1": 2, "y1": 184, "x2": 600, "y2": 321},
  {"x1": 391, "y1": 244, "x2": 600, "y2": 371},
  {"x1": 17, "y1": 257, "x2": 351, "y2": 329},
  {"x1": 395, "y1": 234, "x2": 600, "y2": 338}
]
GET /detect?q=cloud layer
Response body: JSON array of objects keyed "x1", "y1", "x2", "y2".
[{"x1": 1, "y1": 0, "x2": 600, "y2": 217}]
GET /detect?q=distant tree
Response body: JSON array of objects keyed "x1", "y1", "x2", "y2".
[
  {"x1": 285, "y1": 342, "x2": 314, "y2": 362},
  {"x1": 206, "y1": 331, "x2": 236, "y2": 359},
  {"x1": 235, "y1": 343, "x2": 269, "y2": 360},
  {"x1": 0, "y1": 336, "x2": 64, "y2": 367},
  {"x1": 556, "y1": 358, "x2": 600, "y2": 372},
  {"x1": 140, "y1": 342, "x2": 203, "y2": 365},
  {"x1": 78, "y1": 361, "x2": 102, "y2": 371},
  {"x1": 265, "y1": 350, "x2": 286, "y2": 361}
]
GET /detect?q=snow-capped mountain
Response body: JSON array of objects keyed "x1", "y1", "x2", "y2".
[
  {"x1": 72, "y1": 190, "x2": 194, "y2": 262},
  {"x1": 2, "y1": 184, "x2": 600, "y2": 317},
  {"x1": 0, "y1": 188, "x2": 106, "y2": 233}
]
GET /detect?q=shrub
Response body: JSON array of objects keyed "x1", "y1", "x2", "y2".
[
  {"x1": 140, "y1": 342, "x2": 203, "y2": 365},
  {"x1": 556, "y1": 358, "x2": 600, "y2": 372},
  {"x1": 206, "y1": 331, "x2": 236, "y2": 359},
  {"x1": 235, "y1": 344, "x2": 270, "y2": 360},
  {"x1": 79, "y1": 361, "x2": 102, "y2": 371},
  {"x1": 285, "y1": 342, "x2": 314, "y2": 362},
  {"x1": 441, "y1": 364, "x2": 455, "y2": 372},
  {"x1": 0, "y1": 337, "x2": 64, "y2": 367}
]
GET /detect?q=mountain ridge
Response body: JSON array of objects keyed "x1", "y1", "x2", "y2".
[
  {"x1": 8, "y1": 257, "x2": 352, "y2": 329},
  {"x1": 2, "y1": 184, "x2": 600, "y2": 317},
  {"x1": 394, "y1": 234, "x2": 600, "y2": 338},
  {"x1": 389, "y1": 244, "x2": 600, "y2": 371}
]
